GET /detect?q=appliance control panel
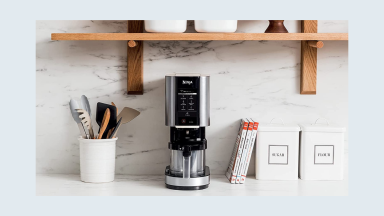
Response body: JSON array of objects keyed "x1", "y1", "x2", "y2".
[{"x1": 175, "y1": 76, "x2": 199, "y2": 126}]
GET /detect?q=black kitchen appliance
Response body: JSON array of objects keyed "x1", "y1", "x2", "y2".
[{"x1": 165, "y1": 74, "x2": 210, "y2": 190}]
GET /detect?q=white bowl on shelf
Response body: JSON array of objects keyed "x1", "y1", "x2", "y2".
[
  {"x1": 145, "y1": 20, "x2": 187, "y2": 33},
  {"x1": 194, "y1": 20, "x2": 237, "y2": 33}
]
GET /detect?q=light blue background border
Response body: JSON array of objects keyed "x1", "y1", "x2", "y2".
[{"x1": 1, "y1": 0, "x2": 381, "y2": 215}]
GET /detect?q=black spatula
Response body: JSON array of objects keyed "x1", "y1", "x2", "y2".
[{"x1": 96, "y1": 102, "x2": 117, "y2": 139}]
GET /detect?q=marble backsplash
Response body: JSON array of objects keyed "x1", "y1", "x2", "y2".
[{"x1": 36, "y1": 20, "x2": 348, "y2": 174}]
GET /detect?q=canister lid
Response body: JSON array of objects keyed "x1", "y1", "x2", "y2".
[
  {"x1": 299, "y1": 118, "x2": 346, "y2": 133},
  {"x1": 257, "y1": 118, "x2": 300, "y2": 132}
]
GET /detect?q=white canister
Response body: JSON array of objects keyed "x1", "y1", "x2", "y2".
[
  {"x1": 299, "y1": 119, "x2": 346, "y2": 180},
  {"x1": 79, "y1": 137, "x2": 118, "y2": 183},
  {"x1": 194, "y1": 20, "x2": 237, "y2": 33},
  {"x1": 255, "y1": 119, "x2": 300, "y2": 180},
  {"x1": 144, "y1": 20, "x2": 187, "y2": 33}
]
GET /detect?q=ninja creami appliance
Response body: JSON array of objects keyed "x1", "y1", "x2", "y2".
[{"x1": 165, "y1": 74, "x2": 210, "y2": 190}]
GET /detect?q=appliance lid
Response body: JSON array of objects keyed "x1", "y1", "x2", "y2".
[
  {"x1": 166, "y1": 73, "x2": 210, "y2": 77},
  {"x1": 257, "y1": 118, "x2": 300, "y2": 132},
  {"x1": 299, "y1": 118, "x2": 345, "y2": 132}
]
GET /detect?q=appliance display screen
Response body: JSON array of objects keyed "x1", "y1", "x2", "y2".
[{"x1": 175, "y1": 77, "x2": 199, "y2": 125}]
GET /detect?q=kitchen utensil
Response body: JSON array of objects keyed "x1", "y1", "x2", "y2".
[
  {"x1": 106, "y1": 128, "x2": 113, "y2": 139},
  {"x1": 117, "y1": 107, "x2": 140, "y2": 124},
  {"x1": 109, "y1": 118, "x2": 122, "y2": 138},
  {"x1": 111, "y1": 102, "x2": 118, "y2": 115},
  {"x1": 96, "y1": 103, "x2": 117, "y2": 139},
  {"x1": 81, "y1": 95, "x2": 92, "y2": 117},
  {"x1": 98, "y1": 108, "x2": 110, "y2": 139},
  {"x1": 76, "y1": 109, "x2": 95, "y2": 139},
  {"x1": 69, "y1": 99, "x2": 88, "y2": 138},
  {"x1": 102, "y1": 102, "x2": 117, "y2": 139}
]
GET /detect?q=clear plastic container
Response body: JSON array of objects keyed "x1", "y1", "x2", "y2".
[{"x1": 170, "y1": 150, "x2": 205, "y2": 177}]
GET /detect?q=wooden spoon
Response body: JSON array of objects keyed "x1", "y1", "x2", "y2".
[
  {"x1": 106, "y1": 127, "x2": 114, "y2": 139},
  {"x1": 111, "y1": 102, "x2": 118, "y2": 115},
  {"x1": 107, "y1": 102, "x2": 118, "y2": 138},
  {"x1": 98, "y1": 108, "x2": 110, "y2": 139}
]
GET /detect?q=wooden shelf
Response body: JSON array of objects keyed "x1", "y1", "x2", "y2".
[
  {"x1": 51, "y1": 33, "x2": 348, "y2": 41},
  {"x1": 50, "y1": 20, "x2": 348, "y2": 95}
]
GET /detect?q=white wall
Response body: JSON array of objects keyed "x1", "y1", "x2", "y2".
[{"x1": 36, "y1": 20, "x2": 348, "y2": 174}]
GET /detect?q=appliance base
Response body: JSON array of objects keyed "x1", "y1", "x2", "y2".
[
  {"x1": 165, "y1": 166, "x2": 210, "y2": 190},
  {"x1": 165, "y1": 184, "x2": 209, "y2": 190}
]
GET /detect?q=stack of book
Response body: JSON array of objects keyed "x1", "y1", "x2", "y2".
[{"x1": 225, "y1": 118, "x2": 259, "y2": 184}]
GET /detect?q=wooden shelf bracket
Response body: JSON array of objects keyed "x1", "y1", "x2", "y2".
[
  {"x1": 127, "y1": 21, "x2": 144, "y2": 95},
  {"x1": 308, "y1": 40, "x2": 324, "y2": 48},
  {"x1": 300, "y1": 20, "x2": 319, "y2": 94}
]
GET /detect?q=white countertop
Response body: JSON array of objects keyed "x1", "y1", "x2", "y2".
[
  {"x1": 36, "y1": 174, "x2": 348, "y2": 196},
  {"x1": 36, "y1": 153, "x2": 348, "y2": 196}
]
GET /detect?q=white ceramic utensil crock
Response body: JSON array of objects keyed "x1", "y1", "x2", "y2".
[{"x1": 79, "y1": 137, "x2": 117, "y2": 183}]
